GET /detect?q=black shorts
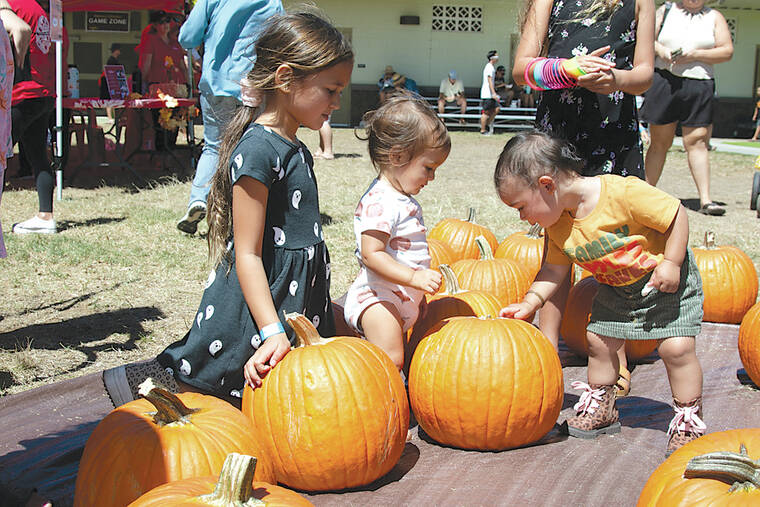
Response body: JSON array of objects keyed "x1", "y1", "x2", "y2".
[
  {"x1": 639, "y1": 69, "x2": 714, "y2": 127},
  {"x1": 481, "y1": 98, "x2": 499, "y2": 112}
]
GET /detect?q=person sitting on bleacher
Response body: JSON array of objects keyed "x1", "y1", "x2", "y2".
[
  {"x1": 494, "y1": 65, "x2": 514, "y2": 108},
  {"x1": 438, "y1": 70, "x2": 466, "y2": 125},
  {"x1": 391, "y1": 72, "x2": 419, "y2": 95}
]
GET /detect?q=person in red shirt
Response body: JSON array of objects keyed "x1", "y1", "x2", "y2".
[{"x1": 9, "y1": 0, "x2": 57, "y2": 234}]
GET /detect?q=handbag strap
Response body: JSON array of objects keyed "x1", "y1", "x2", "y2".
[{"x1": 657, "y1": 2, "x2": 673, "y2": 40}]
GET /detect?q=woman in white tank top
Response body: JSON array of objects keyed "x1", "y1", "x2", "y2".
[{"x1": 640, "y1": 0, "x2": 733, "y2": 216}]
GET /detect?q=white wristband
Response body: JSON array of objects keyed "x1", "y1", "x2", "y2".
[{"x1": 260, "y1": 322, "x2": 285, "y2": 341}]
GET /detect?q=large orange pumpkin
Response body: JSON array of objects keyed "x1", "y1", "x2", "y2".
[
  {"x1": 241, "y1": 313, "x2": 408, "y2": 492},
  {"x1": 739, "y1": 301, "x2": 760, "y2": 388},
  {"x1": 428, "y1": 207, "x2": 498, "y2": 261},
  {"x1": 130, "y1": 453, "x2": 312, "y2": 507},
  {"x1": 405, "y1": 264, "x2": 502, "y2": 373},
  {"x1": 427, "y1": 237, "x2": 455, "y2": 271},
  {"x1": 75, "y1": 381, "x2": 273, "y2": 507},
  {"x1": 494, "y1": 224, "x2": 545, "y2": 281},
  {"x1": 637, "y1": 428, "x2": 760, "y2": 506},
  {"x1": 409, "y1": 316, "x2": 563, "y2": 450},
  {"x1": 450, "y1": 236, "x2": 532, "y2": 307},
  {"x1": 693, "y1": 231, "x2": 758, "y2": 324},
  {"x1": 560, "y1": 276, "x2": 659, "y2": 360}
]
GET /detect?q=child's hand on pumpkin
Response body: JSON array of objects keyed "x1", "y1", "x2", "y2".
[
  {"x1": 647, "y1": 259, "x2": 681, "y2": 293},
  {"x1": 499, "y1": 302, "x2": 535, "y2": 321},
  {"x1": 244, "y1": 333, "x2": 290, "y2": 389},
  {"x1": 411, "y1": 268, "x2": 442, "y2": 294}
]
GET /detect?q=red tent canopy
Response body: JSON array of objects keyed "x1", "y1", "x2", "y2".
[{"x1": 63, "y1": 0, "x2": 183, "y2": 12}]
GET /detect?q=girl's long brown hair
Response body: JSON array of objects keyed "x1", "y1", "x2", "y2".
[{"x1": 206, "y1": 11, "x2": 353, "y2": 267}]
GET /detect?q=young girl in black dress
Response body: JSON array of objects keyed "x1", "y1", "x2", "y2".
[
  {"x1": 511, "y1": 0, "x2": 655, "y2": 395},
  {"x1": 105, "y1": 12, "x2": 354, "y2": 405}
]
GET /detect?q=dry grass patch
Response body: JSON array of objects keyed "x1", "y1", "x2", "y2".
[{"x1": 1, "y1": 128, "x2": 758, "y2": 395}]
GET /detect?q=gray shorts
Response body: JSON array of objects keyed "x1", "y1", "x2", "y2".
[{"x1": 587, "y1": 249, "x2": 703, "y2": 341}]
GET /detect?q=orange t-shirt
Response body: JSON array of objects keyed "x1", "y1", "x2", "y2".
[{"x1": 546, "y1": 174, "x2": 680, "y2": 287}]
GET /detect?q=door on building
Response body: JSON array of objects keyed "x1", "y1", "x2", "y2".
[
  {"x1": 330, "y1": 27, "x2": 352, "y2": 126},
  {"x1": 754, "y1": 45, "x2": 760, "y2": 95}
]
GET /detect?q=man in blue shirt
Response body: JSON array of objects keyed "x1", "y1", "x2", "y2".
[{"x1": 176, "y1": 0, "x2": 284, "y2": 234}]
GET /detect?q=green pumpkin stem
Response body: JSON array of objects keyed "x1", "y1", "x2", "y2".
[
  {"x1": 704, "y1": 231, "x2": 716, "y2": 249},
  {"x1": 197, "y1": 453, "x2": 265, "y2": 506},
  {"x1": 684, "y1": 444, "x2": 760, "y2": 492},
  {"x1": 466, "y1": 207, "x2": 476, "y2": 223},
  {"x1": 138, "y1": 378, "x2": 198, "y2": 426},
  {"x1": 285, "y1": 312, "x2": 331, "y2": 347},
  {"x1": 439, "y1": 264, "x2": 463, "y2": 294},
  {"x1": 475, "y1": 235, "x2": 494, "y2": 260},
  {"x1": 527, "y1": 223, "x2": 543, "y2": 239}
]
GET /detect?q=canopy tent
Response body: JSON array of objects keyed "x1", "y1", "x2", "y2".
[{"x1": 62, "y1": 0, "x2": 183, "y2": 12}]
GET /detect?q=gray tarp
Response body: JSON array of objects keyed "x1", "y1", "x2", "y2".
[{"x1": 1, "y1": 322, "x2": 758, "y2": 506}]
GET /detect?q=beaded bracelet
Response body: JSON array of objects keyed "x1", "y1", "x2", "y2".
[{"x1": 260, "y1": 321, "x2": 285, "y2": 341}]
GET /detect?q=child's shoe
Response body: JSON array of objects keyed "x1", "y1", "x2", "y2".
[
  {"x1": 566, "y1": 381, "x2": 621, "y2": 439},
  {"x1": 12, "y1": 215, "x2": 57, "y2": 234},
  {"x1": 665, "y1": 396, "x2": 705, "y2": 457}
]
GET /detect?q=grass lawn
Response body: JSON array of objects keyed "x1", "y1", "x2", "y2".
[
  {"x1": 1, "y1": 128, "x2": 759, "y2": 395},
  {"x1": 723, "y1": 140, "x2": 760, "y2": 149}
]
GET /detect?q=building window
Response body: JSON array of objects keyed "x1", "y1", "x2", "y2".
[
  {"x1": 725, "y1": 17, "x2": 736, "y2": 43},
  {"x1": 432, "y1": 5, "x2": 482, "y2": 32}
]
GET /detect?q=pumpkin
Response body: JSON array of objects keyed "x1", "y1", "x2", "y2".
[
  {"x1": 409, "y1": 316, "x2": 563, "y2": 450},
  {"x1": 428, "y1": 207, "x2": 498, "y2": 261},
  {"x1": 450, "y1": 235, "x2": 532, "y2": 307},
  {"x1": 494, "y1": 223, "x2": 545, "y2": 281},
  {"x1": 739, "y1": 301, "x2": 760, "y2": 388},
  {"x1": 637, "y1": 428, "x2": 760, "y2": 506},
  {"x1": 405, "y1": 264, "x2": 502, "y2": 374},
  {"x1": 693, "y1": 231, "x2": 758, "y2": 324},
  {"x1": 560, "y1": 276, "x2": 659, "y2": 360},
  {"x1": 241, "y1": 313, "x2": 409, "y2": 492},
  {"x1": 75, "y1": 380, "x2": 274, "y2": 507},
  {"x1": 427, "y1": 237, "x2": 455, "y2": 271},
  {"x1": 130, "y1": 453, "x2": 312, "y2": 507}
]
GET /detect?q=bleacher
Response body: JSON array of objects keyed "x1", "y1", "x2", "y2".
[{"x1": 421, "y1": 96, "x2": 537, "y2": 131}]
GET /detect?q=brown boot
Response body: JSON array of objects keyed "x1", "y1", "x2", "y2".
[
  {"x1": 566, "y1": 382, "x2": 621, "y2": 439},
  {"x1": 665, "y1": 396, "x2": 705, "y2": 457}
]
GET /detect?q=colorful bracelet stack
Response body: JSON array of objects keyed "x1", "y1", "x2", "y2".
[{"x1": 524, "y1": 57, "x2": 587, "y2": 91}]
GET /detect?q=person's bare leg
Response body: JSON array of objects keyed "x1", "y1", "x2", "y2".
[
  {"x1": 586, "y1": 331, "x2": 623, "y2": 386},
  {"x1": 658, "y1": 336, "x2": 702, "y2": 403},
  {"x1": 480, "y1": 110, "x2": 488, "y2": 133},
  {"x1": 752, "y1": 123, "x2": 760, "y2": 141},
  {"x1": 360, "y1": 302, "x2": 405, "y2": 372},
  {"x1": 438, "y1": 98, "x2": 445, "y2": 115},
  {"x1": 681, "y1": 125, "x2": 713, "y2": 207},
  {"x1": 317, "y1": 120, "x2": 334, "y2": 159},
  {"x1": 644, "y1": 122, "x2": 677, "y2": 186}
]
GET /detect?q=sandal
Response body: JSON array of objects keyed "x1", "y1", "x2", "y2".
[
  {"x1": 698, "y1": 202, "x2": 725, "y2": 216},
  {"x1": 614, "y1": 365, "x2": 631, "y2": 398}
]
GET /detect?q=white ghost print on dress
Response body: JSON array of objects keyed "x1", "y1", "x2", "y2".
[
  {"x1": 180, "y1": 359, "x2": 192, "y2": 376},
  {"x1": 196, "y1": 312, "x2": 203, "y2": 328},
  {"x1": 292, "y1": 190, "x2": 302, "y2": 209},
  {"x1": 205, "y1": 270, "x2": 216, "y2": 289},
  {"x1": 307, "y1": 246, "x2": 315, "y2": 260},
  {"x1": 205, "y1": 305, "x2": 214, "y2": 320},
  {"x1": 273, "y1": 227, "x2": 286, "y2": 246},
  {"x1": 313, "y1": 222, "x2": 319, "y2": 237},
  {"x1": 251, "y1": 334, "x2": 261, "y2": 348},
  {"x1": 208, "y1": 340, "x2": 223, "y2": 356},
  {"x1": 230, "y1": 389, "x2": 242, "y2": 398},
  {"x1": 312, "y1": 315, "x2": 320, "y2": 328},
  {"x1": 289, "y1": 280, "x2": 299, "y2": 296}
]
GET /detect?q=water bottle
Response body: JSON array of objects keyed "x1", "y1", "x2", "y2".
[{"x1": 67, "y1": 64, "x2": 79, "y2": 98}]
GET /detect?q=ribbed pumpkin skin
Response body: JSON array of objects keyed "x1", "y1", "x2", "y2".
[
  {"x1": 637, "y1": 429, "x2": 760, "y2": 506},
  {"x1": 738, "y1": 302, "x2": 760, "y2": 387},
  {"x1": 693, "y1": 242, "x2": 758, "y2": 324},
  {"x1": 561, "y1": 277, "x2": 658, "y2": 360},
  {"x1": 409, "y1": 317, "x2": 563, "y2": 450},
  {"x1": 428, "y1": 218, "x2": 498, "y2": 262},
  {"x1": 494, "y1": 228, "x2": 544, "y2": 281},
  {"x1": 75, "y1": 393, "x2": 271, "y2": 507},
  {"x1": 241, "y1": 337, "x2": 409, "y2": 492},
  {"x1": 129, "y1": 477, "x2": 313, "y2": 507},
  {"x1": 427, "y1": 237, "x2": 455, "y2": 271},
  {"x1": 450, "y1": 256, "x2": 531, "y2": 307}
]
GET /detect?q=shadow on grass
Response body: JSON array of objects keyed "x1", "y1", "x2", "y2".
[
  {"x1": 0, "y1": 306, "x2": 165, "y2": 390},
  {"x1": 56, "y1": 216, "x2": 127, "y2": 232},
  {"x1": 679, "y1": 198, "x2": 727, "y2": 211}
]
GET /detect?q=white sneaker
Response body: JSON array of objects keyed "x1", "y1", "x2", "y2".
[
  {"x1": 177, "y1": 201, "x2": 207, "y2": 234},
  {"x1": 12, "y1": 215, "x2": 57, "y2": 234},
  {"x1": 488, "y1": 123, "x2": 495, "y2": 135}
]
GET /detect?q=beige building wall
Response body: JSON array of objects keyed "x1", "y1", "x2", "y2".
[{"x1": 713, "y1": 7, "x2": 760, "y2": 98}]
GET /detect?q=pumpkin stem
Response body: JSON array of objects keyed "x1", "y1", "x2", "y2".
[
  {"x1": 704, "y1": 231, "x2": 716, "y2": 250},
  {"x1": 466, "y1": 207, "x2": 476, "y2": 223},
  {"x1": 439, "y1": 264, "x2": 463, "y2": 295},
  {"x1": 475, "y1": 235, "x2": 494, "y2": 260},
  {"x1": 684, "y1": 444, "x2": 760, "y2": 492},
  {"x1": 285, "y1": 312, "x2": 332, "y2": 347},
  {"x1": 138, "y1": 378, "x2": 199, "y2": 426},
  {"x1": 197, "y1": 453, "x2": 265, "y2": 506},
  {"x1": 527, "y1": 223, "x2": 543, "y2": 239}
]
